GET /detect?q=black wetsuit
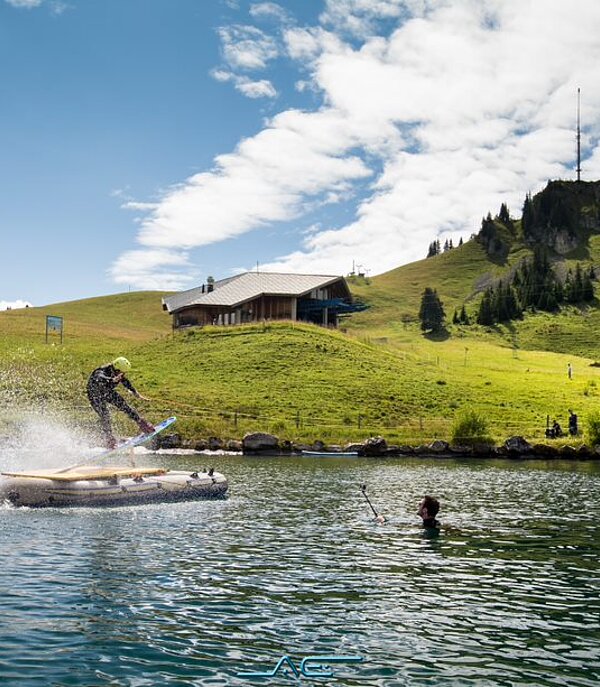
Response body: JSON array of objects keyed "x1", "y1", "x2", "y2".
[
  {"x1": 569, "y1": 414, "x2": 578, "y2": 436},
  {"x1": 87, "y1": 364, "x2": 143, "y2": 441}
]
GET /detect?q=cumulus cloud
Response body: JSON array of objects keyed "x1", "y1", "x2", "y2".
[
  {"x1": 235, "y1": 77, "x2": 277, "y2": 98},
  {"x1": 1, "y1": 300, "x2": 33, "y2": 310},
  {"x1": 250, "y1": 2, "x2": 290, "y2": 23},
  {"x1": 320, "y1": 0, "x2": 411, "y2": 37},
  {"x1": 114, "y1": 0, "x2": 600, "y2": 288},
  {"x1": 210, "y1": 68, "x2": 277, "y2": 98},
  {"x1": 134, "y1": 108, "x2": 372, "y2": 252},
  {"x1": 218, "y1": 24, "x2": 279, "y2": 70},
  {"x1": 109, "y1": 249, "x2": 194, "y2": 291}
]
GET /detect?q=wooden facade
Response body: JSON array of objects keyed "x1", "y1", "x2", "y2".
[{"x1": 170, "y1": 278, "x2": 351, "y2": 329}]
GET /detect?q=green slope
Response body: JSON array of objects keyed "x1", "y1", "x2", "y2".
[
  {"x1": 346, "y1": 231, "x2": 600, "y2": 360},
  {"x1": 3, "y1": 221, "x2": 600, "y2": 447},
  {"x1": 0, "y1": 291, "x2": 172, "y2": 346}
]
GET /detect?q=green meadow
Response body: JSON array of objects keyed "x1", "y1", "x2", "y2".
[{"x1": 1, "y1": 260, "x2": 600, "y2": 446}]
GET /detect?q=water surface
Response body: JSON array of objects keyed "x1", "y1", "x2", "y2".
[{"x1": 1, "y1": 455, "x2": 599, "y2": 686}]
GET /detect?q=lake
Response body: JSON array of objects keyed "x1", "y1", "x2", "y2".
[{"x1": 1, "y1": 454, "x2": 599, "y2": 686}]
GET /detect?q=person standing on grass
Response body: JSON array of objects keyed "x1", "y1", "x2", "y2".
[
  {"x1": 568, "y1": 362, "x2": 573, "y2": 379},
  {"x1": 568, "y1": 409, "x2": 578, "y2": 436},
  {"x1": 87, "y1": 357, "x2": 154, "y2": 449}
]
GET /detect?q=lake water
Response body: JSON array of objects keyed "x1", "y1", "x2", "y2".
[{"x1": 1, "y1": 454, "x2": 599, "y2": 686}]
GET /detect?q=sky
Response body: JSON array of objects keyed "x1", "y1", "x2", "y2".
[{"x1": 2, "y1": 0, "x2": 600, "y2": 309}]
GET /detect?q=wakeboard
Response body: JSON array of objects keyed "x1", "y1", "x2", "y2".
[{"x1": 95, "y1": 415, "x2": 177, "y2": 460}]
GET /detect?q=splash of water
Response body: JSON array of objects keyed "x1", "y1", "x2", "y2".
[{"x1": 0, "y1": 409, "x2": 95, "y2": 473}]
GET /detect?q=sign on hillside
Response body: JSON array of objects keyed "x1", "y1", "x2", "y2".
[{"x1": 45, "y1": 315, "x2": 64, "y2": 344}]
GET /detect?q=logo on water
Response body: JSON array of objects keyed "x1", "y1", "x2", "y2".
[{"x1": 237, "y1": 654, "x2": 363, "y2": 680}]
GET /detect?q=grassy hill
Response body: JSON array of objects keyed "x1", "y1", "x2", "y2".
[
  {"x1": 346, "y1": 221, "x2": 600, "y2": 361},
  {"x1": 1, "y1": 291, "x2": 599, "y2": 447},
  {"x1": 0, "y1": 291, "x2": 172, "y2": 346},
  {"x1": 3, "y1": 181, "x2": 600, "y2": 447}
]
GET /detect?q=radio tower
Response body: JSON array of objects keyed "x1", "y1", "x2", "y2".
[{"x1": 576, "y1": 87, "x2": 582, "y2": 182}]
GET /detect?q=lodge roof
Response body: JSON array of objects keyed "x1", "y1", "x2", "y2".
[{"x1": 162, "y1": 272, "x2": 349, "y2": 313}]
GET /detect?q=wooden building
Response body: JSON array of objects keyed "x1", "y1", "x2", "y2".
[{"x1": 162, "y1": 272, "x2": 363, "y2": 329}]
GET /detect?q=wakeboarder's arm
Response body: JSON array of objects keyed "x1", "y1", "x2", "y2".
[{"x1": 121, "y1": 376, "x2": 151, "y2": 401}]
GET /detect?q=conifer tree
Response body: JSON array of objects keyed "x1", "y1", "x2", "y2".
[
  {"x1": 477, "y1": 288, "x2": 495, "y2": 326},
  {"x1": 419, "y1": 288, "x2": 446, "y2": 333},
  {"x1": 583, "y1": 270, "x2": 595, "y2": 301},
  {"x1": 522, "y1": 193, "x2": 534, "y2": 236},
  {"x1": 573, "y1": 263, "x2": 584, "y2": 303}
]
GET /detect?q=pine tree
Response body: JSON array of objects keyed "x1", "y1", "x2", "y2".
[
  {"x1": 419, "y1": 288, "x2": 446, "y2": 333},
  {"x1": 498, "y1": 203, "x2": 510, "y2": 225},
  {"x1": 505, "y1": 284, "x2": 522, "y2": 319},
  {"x1": 573, "y1": 263, "x2": 584, "y2": 303},
  {"x1": 583, "y1": 272, "x2": 594, "y2": 301},
  {"x1": 564, "y1": 270, "x2": 574, "y2": 304},
  {"x1": 460, "y1": 304, "x2": 469, "y2": 324},
  {"x1": 477, "y1": 288, "x2": 495, "y2": 326},
  {"x1": 522, "y1": 193, "x2": 534, "y2": 236},
  {"x1": 458, "y1": 237, "x2": 463, "y2": 246}
]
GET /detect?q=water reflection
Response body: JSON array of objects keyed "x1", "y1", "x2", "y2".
[{"x1": 1, "y1": 456, "x2": 599, "y2": 686}]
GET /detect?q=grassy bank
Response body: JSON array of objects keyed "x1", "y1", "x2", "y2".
[{"x1": 2, "y1": 293, "x2": 600, "y2": 447}]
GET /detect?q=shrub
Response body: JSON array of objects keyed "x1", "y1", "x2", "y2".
[
  {"x1": 451, "y1": 409, "x2": 494, "y2": 446},
  {"x1": 585, "y1": 411, "x2": 600, "y2": 446}
]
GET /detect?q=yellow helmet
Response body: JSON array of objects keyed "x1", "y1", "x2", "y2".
[{"x1": 112, "y1": 357, "x2": 131, "y2": 372}]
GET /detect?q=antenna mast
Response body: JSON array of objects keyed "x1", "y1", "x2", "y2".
[{"x1": 576, "y1": 88, "x2": 581, "y2": 182}]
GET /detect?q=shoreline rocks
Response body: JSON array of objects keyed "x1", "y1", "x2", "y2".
[{"x1": 163, "y1": 431, "x2": 600, "y2": 459}]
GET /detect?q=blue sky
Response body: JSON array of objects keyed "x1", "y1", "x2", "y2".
[{"x1": 2, "y1": 0, "x2": 600, "y2": 308}]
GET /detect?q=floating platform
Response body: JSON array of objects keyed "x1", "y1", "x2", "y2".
[{"x1": 0, "y1": 465, "x2": 228, "y2": 508}]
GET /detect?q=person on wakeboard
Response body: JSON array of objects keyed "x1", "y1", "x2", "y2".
[{"x1": 87, "y1": 357, "x2": 154, "y2": 449}]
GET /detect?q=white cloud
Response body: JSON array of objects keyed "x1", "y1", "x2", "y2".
[
  {"x1": 320, "y1": 0, "x2": 416, "y2": 37},
  {"x1": 284, "y1": 26, "x2": 341, "y2": 62},
  {"x1": 5, "y1": 0, "x2": 43, "y2": 6},
  {"x1": 134, "y1": 109, "x2": 371, "y2": 253},
  {"x1": 250, "y1": 2, "x2": 290, "y2": 23},
  {"x1": 218, "y1": 24, "x2": 279, "y2": 70},
  {"x1": 114, "y1": 0, "x2": 600, "y2": 289},
  {"x1": 235, "y1": 77, "x2": 277, "y2": 98},
  {"x1": 210, "y1": 68, "x2": 277, "y2": 98},
  {"x1": 50, "y1": 1, "x2": 68, "y2": 14},
  {"x1": 109, "y1": 249, "x2": 194, "y2": 291},
  {"x1": 121, "y1": 200, "x2": 160, "y2": 211},
  {"x1": 210, "y1": 68, "x2": 234, "y2": 83},
  {"x1": 1, "y1": 300, "x2": 33, "y2": 310}
]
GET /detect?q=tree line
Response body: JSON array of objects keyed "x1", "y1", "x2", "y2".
[
  {"x1": 474, "y1": 248, "x2": 594, "y2": 326},
  {"x1": 419, "y1": 248, "x2": 595, "y2": 333},
  {"x1": 426, "y1": 236, "x2": 463, "y2": 257}
]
